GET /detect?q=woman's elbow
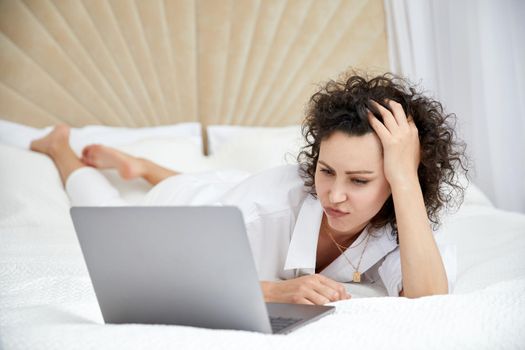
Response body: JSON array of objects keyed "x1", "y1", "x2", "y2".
[{"x1": 399, "y1": 286, "x2": 449, "y2": 298}]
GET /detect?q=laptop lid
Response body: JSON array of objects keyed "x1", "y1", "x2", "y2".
[{"x1": 71, "y1": 206, "x2": 334, "y2": 334}]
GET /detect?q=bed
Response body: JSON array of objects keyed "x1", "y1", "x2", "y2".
[
  {"x1": 1, "y1": 0, "x2": 525, "y2": 348},
  {"x1": 1, "y1": 121, "x2": 525, "y2": 349}
]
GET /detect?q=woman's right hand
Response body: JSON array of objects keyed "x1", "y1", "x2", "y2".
[{"x1": 261, "y1": 275, "x2": 351, "y2": 305}]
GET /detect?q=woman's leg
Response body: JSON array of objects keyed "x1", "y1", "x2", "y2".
[
  {"x1": 30, "y1": 125, "x2": 129, "y2": 206},
  {"x1": 30, "y1": 125, "x2": 85, "y2": 186},
  {"x1": 82, "y1": 144, "x2": 179, "y2": 186}
]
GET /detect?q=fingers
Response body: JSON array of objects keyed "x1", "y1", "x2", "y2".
[
  {"x1": 281, "y1": 275, "x2": 352, "y2": 305},
  {"x1": 304, "y1": 288, "x2": 331, "y2": 305},
  {"x1": 368, "y1": 100, "x2": 411, "y2": 131},
  {"x1": 316, "y1": 274, "x2": 351, "y2": 301},
  {"x1": 311, "y1": 283, "x2": 340, "y2": 303},
  {"x1": 386, "y1": 100, "x2": 409, "y2": 128},
  {"x1": 297, "y1": 298, "x2": 315, "y2": 305},
  {"x1": 367, "y1": 110, "x2": 389, "y2": 143},
  {"x1": 406, "y1": 114, "x2": 418, "y2": 132},
  {"x1": 369, "y1": 100, "x2": 398, "y2": 132},
  {"x1": 299, "y1": 275, "x2": 351, "y2": 305}
]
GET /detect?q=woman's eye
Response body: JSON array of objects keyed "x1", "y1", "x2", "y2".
[
  {"x1": 352, "y1": 179, "x2": 368, "y2": 185},
  {"x1": 320, "y1": 168, "x2": 333, "y2": 175}
]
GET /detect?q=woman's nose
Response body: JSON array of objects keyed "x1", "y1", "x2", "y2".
[{"x1": 328, "y1": 183, "x2": 347, "y2": 203}]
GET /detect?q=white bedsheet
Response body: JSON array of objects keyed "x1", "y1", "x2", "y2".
[{"x1": 1, "y1": 142, "x2": 525, "y2": 349}]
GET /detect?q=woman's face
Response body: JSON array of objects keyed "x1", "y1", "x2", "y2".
[{"x1": 314, "y1": 131, "x2": 391, "y2": 236}]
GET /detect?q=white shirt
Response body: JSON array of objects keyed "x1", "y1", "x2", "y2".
[{"x1": 144, "y1": 164, "x2": 457, "y2": 296}]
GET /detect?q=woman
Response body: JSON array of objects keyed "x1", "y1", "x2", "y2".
[{"x1": 30, "y1": 72, "x2": 467, "y2": 304}]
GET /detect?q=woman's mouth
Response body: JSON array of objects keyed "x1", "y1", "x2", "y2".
[{"x1": 324, "y1": 207, "x2": 349, "y2": 218}]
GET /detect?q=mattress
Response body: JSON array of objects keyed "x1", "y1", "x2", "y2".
[{"x1": 1, "y1": 126, "x2": 524, "y2": 349}]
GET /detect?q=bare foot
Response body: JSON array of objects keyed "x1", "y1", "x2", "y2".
[
  {"x1": 81, "y1": 144, "x2": 145, "y2": 180},
  {"x1": 30, "y1": 124, "x2": 70, "y2": 156}
]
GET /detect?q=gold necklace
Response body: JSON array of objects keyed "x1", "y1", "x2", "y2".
[
  {"x1": 325, "y1": 226, "x2": 372, "y2": 283},
  {"x1": 330, "y1": 231, "x2": 369, "y2": 250}
]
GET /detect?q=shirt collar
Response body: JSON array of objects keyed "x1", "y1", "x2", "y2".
[
  {"x1": 283, "y1": 196, "x2": 399, "y2": 279},
  {"x1": 283, "y1": 195, "x2": 322, "y2": 270}
]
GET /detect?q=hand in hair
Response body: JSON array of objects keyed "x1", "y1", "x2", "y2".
[{"x1": 367, "y1": 99, "x2": 421, "y2": 189}]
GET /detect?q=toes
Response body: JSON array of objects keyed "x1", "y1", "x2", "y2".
[
  {"x1": 82, "y1": 144, "x2": 100, "y2": 159},
  {"x1": 81, "y1": 155, "x2": 92, "y2": 166},
  {"x1": 81, "y1": 145, "x2": 98, "y2": 165}
]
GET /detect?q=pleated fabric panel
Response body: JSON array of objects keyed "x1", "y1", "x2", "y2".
[{"x1": 0, "y1": 0, "x2": 388, "y2": 128}]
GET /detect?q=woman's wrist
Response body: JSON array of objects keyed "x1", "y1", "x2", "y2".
[
  {"x1": 260, "y1": 281, "x2": 276, "y2": 302},
  {"x1": 389, "y1": 173, "x2": 420, "y2": 193}
]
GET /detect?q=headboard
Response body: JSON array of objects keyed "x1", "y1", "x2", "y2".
[{"x1": 0, "y1": 0, "x2": 390, "y2": 128}]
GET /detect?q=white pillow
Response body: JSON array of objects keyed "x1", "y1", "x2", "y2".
[
  {"x1": 451, "y1": 174, "x2": 494, "y2": 208},
  {"x1": 463, "y1": 183, "x2": 494, "y2": 207},
  {"x1": 115, "y1": 137, "x2": 209, "y2": 173},
  {"x1": 206, "y1": 125, "x2": 305, "y2": 172},
  {"x1": 0, "y1": 145, "x2": 70, "y2": 228},
  {"x1": 0, "y1": 134, "x2": 209, "y2": 209},
  {"x1": 0, "y1": 120, "x2": 207, "y2": 204},
  {"x1": 0, "y1": 119, "x2": 203, "y2": 155}
]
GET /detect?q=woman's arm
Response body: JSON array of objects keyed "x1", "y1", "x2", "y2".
[
  {"x1": 368, "y1": 100, "x2": 448, "y2": 298},
  {"x1": 391, "y1": 176, "x2": 448, "y2": 297}
]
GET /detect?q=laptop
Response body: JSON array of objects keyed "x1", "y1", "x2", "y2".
[{"x1": 70, "y1": 206, "x2": 335, "y2": 334}]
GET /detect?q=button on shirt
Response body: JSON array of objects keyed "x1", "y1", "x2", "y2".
[{"x1": 144, "y1": 164, "x2": 457, "y2": 297}]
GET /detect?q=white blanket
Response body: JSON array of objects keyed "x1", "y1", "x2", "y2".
[
  {"x1": 3, "y1": 276, "x2": 525, "y2": 349},
  {"x1": 1, "y1": 142, "x2": 525, "y2": 350}
]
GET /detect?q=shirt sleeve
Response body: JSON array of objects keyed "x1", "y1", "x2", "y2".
[{"x1": 377, "y1": 236, "x2": 457, "y2": 297}]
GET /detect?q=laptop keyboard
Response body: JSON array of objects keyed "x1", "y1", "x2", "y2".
[{"x1": 270, "y1": 316, "x2": 302, "y2": 333}]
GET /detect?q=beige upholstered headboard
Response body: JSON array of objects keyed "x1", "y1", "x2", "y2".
[{"x1": 0, "y1": 0, "x2": 390, "y2": 128}]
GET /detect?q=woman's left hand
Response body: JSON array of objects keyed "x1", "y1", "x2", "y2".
[{"x1": 367, "y1": 100, "x2": 421, "y2": 188}]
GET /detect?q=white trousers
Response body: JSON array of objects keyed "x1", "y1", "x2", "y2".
[
  {"x1": 65, "y1": 167, "x2": 251, "y2": 207},
  {"x1": 66, "y1": 167, "x2": 129, "y2": 206}
]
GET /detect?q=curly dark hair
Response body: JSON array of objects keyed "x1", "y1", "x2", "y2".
[{"x1": 297, "y1": 71, "x2": 469, "y2": 242}]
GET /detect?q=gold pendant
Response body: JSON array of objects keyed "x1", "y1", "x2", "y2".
[{"x1": 353, "y1": 271, "x2": 361, "y2": 283}]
